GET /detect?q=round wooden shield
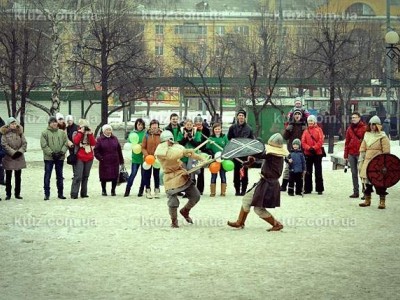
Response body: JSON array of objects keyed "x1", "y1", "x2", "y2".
[{"x1": 366, "y1": 154, "x2": 400, "y2": 188}]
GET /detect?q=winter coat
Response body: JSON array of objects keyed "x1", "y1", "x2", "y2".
[
  {"x1": 129, "y1": 129, "x2": 146, "y2": 164},
  {"x1": 206, "y1": 134, "x2": 229, "y2": 155},
  {"x1": 251, "y1": 153, "x2": 284, "y2": 208},
  {"x1": 287, "y1": 150, "x2": 306, "y2": 173},
  {"x1": 359, "y1": 131, "x2": 390, "y2": 180},
  {"x1": 301, "y1": 125, "x2": 324, "y2": 156},
  {"x1": 0, "y1": 124, "x2": 27, "y2": 170},
  {"x1": 164, "y1": 123, "x2": 181, "y2": 142},
  {"x1": 73, "y1": 131, "x2": 96, "y2": 162},
  {"x1": 178, "y1": 128, "x2": 201, "y2": 163},
  {"x1": 40, "y1": 126, "x2": 69, "y2": 161},
  {"x1": 66, "y1": 123, "x2": 79, "y2": 142},
  {"x1": 344, "y1": 121, "x2": 367, "y2": 158},
  {"x1": 283, "y1": 121, "x2": 306, "y2": 151},
  {"x1": 94, "y1": 134, "x2": 124, "y2": 181},
  {"x1": 142, "y1": 128, "x2": 162, "y2": 157},
  {"x1": 227, "y1": 122, "x2": 254, "y2": 140}
]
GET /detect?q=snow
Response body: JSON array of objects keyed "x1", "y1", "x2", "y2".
[{"x1": 1, "y1": 138, "x2": 399, "y2": 299}]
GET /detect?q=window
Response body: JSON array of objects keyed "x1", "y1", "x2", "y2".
[
  {"x1": 215, "y1": 26, "x2": 225, "y2": 36},
  {"x1": 234, "y1": 26, "x2": 249, "y2": 35},
  {"x1": 198, "y1": 26, "x2": 207, "y2": 35},
  {"x1": 155, "y1": 45, "x2": 164, "y2": 56},
  {"x1": 155, "y1": 24, "x2": 164, "y2": 35},
  {"x1": 175, "y1": 25, "x2": 183, "y2": 34}
]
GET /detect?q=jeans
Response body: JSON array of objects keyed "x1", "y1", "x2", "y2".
[
  {"x1": 143, "y1": 166, "x2": 160, "y2": 189},
  {"x1": 348, "y1": 154, "x2": 359, "y2": 194},
  {"x1": 126, "y1": 163, "x2": 144, "y2": 190},
  {"x1": 70, "y1": 159, "x2": 93, "y2": 197},
  {"x1": 44, "y1": 160, "x2": 64, "y2": 197},
  {"x1": 211, "y1": 169, "x2": 227, "y2": 184}
]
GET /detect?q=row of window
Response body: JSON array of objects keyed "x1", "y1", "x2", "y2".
[{"x1": 155, "y1": 24, "x2": 249, "y2": 36}]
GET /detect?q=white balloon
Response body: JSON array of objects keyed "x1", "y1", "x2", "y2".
[
  {"x1": 215, "y1": 151, "x2": 222, "y2": 162},
  {"x1": 142, "y1": 162, "x2": 152, "y2": 170}
]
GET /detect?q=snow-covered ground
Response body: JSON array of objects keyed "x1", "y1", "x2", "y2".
[{"x1": 1, "y1": 138, "x2": 399, "y2": 299}]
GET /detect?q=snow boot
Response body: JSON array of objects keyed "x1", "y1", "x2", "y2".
[
  {"x1": 378, "y1": 196, "x2": 386, "y2": 209},
  {"x1": 210, "y1": 184, "x2": 216, "y2": 197},
  {"x1": 359, "y1": 195, "x2": 371, "y2": 207},
  {"x1": 220, "y1": 183, "x2": 227, "y2": 196}
]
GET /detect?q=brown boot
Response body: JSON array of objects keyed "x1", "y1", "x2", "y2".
[
  {"x1": 171, "y1": 218, "x2": 179, "y2": 228},
  {"x1": 169, "y1": 207, "x2": 179, "y2": 228},
  {"x1": 220, "y1": 183, "x2": 227, "y2": 196},
  {"x1": 378, "y1": 196, "x2": 386, "y2": 209},
  {"x1": 227, "y1": 207, "x2": 249, "y2": 228},
  {"x1": 262, "y1": 216, "x2": 284, "y2": 231},
  {"x1": 210, "y1": 184, "x2": 216, "y2": 197},
  {"x1": 179, "y1": 206, "x2": 193, "y2": 224},
  {"x1": 359, "y1": 195, "x2": 371, "y2": 207}
]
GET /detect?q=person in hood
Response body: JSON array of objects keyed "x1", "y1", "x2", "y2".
[
  {"x1": 358, "y1": 115, "x2": 391, "y2": 209},
  {"x1": 1, "y1": 117, "x2": 27, "y2": 200}
]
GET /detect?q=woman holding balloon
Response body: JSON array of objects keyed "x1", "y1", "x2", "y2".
[
  {"x1": 141, "y1": 119, "x2": 162, "y2": 199},
  {"x1": 206, "y1": 123, "x2": 231, "y2": 197},
  {"x1": 124, "y1": 119, "x2": 146, "y2": 197}
]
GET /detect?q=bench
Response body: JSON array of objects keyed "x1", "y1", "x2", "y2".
[{"x1": 330, "y1": 155, "x2": 346, "y2": 170}]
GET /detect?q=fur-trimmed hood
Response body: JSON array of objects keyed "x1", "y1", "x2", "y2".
[{"x1": 0, "y1": 124, "x2": 24, "y2": 135}]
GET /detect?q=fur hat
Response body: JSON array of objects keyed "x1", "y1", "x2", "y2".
[
  {"x1": 56, "y1": 113, "x2": 64, "y2": 120},
  {"x1": 369, "y1": 115, "x2": 381, "y2": 125},
  {"x1": 79, "y1": 119, "x2": 90, "y2": 128},
  {"x1": 102, "y1": 124, "x2": 112, "y2": 132},
  {"x1": 292, "y1": 138, "x2": 301, "y2": 147},
  {"x1": 48, "y1": 116, "x2": 58, "y2": 124},
  {"x1": 6, "y1": 117, "x2": 17, "y2": 126},
  {"x1": 237, "y1": 109, "x2": 246, "y2": 118},
  {"x1": 265, "y1": 133, "x2": 289, "y2": 157},
  {"x1": 307, "y1": 115, "x2": 317, "y2": 123}
]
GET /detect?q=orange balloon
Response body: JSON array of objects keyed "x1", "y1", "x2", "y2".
[
  {"x1": 209, "y1": 162, "x2": 221, "y2": 174},
  {"x1": 145, "y1": 155, "x2": 156, "y2": 165}
]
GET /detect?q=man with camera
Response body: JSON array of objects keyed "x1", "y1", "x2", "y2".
[
  {"x1": 70, "y1": 119, "x2": 96, "y2": 199},
  {"x1": 40, "y1": 116, "x2": 69, "y2": 200}
]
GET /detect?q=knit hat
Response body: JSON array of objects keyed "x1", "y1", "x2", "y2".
[
  {"x1": 237, "y1": 109, "x2": 246, "y2": 118},
  {"x1": 265, "y1": 133, "x2": 289, "y2": 157},
  {"x1": 6, "y1": 117, "x2": 17, "y2": 126},
  {"x1": 102, "y1": 124, "x2": 112, "y2": 132},
  {"x1": 79, "y1": 119, "x2": 90, "y2": 128},
  {"x1": 48, "y1": 116, "x2": 58, "y2": 124},
  {"x1": 294, "y1": 99, "x2": 302, "y2": 106},
  {"x1": 292, "y1": 138, "x2": 301, "y2": 147},
  {"x1": 369, "y1": 115, "x2": 381, "y2": 125},
  {"x1": 307, "y1": 115, "x2": 317, "y2": 123},
  {"x1": 293, "y1": 108, "x2": 302, "y2": 116},
  {"x1": 56, "y1": 113, "x2": 64, "y2": 120},
  {"x1": 65, "y1": 115, "x2": 74, "y2": 122},
  {"x1": 194, "y1": 116, "x2": 203, "y2": 123}
]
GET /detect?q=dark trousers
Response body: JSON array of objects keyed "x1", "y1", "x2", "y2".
[
  {"x1": 0, "y1": 164, "x2": 4, "y2": 185},
  {"x1": 233, "y1": 159, "x2": 248, "y2": 193},
  {"x1": 44, "y1": 160, "x2": 64, "y2": 197},
  {"x1": 143, "y1": 166, "x2": 160, "y2": 189},
  {"x1": 5, "y1": 169, "x2": 22, "y2": 197},
  {"x1": 70, "y1": 160, "x2": 93, "y2": 197},
  {"x1": 101, "y1": 180, "x2": 117, "y2": 193},
  {"x1": 288, "y1": 172, "x2": 303, "y2": 195},
  {"x1": 364, "y1": 184, "x2": 387, "y2": 196},
  {"x1": 304, "y1": 155, "x2": 324, "y2": 193},
  {"x1": 196, "y1": 168, "x2": 205, "y2": 193}
]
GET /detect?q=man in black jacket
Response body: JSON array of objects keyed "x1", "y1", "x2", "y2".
[
  {"x1": 0, "y1": 115, "x2": 5, "y2": 186},
  {"x1": 227, "y1": 109, "x2": 254, "y2": 196}
]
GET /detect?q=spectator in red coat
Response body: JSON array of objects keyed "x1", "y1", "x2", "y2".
[
  {"x1": 344, "y1": 112, "x2": 367, "y2": 199},
  {"x1": 94, "y1": 124, "x2": 124, "y2": 196},
  {"x1": 301, "y1": 115, "x2": 325, "y2": 195},
  {"x1": 70, "y1": 119, "x2": 96, "y2": 199}
]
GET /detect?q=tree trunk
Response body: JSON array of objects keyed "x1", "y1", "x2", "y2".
[
  {"x1": 101, "y1": 29, "x2": 108, "y2": 129},
  {"x1": 10, "y1": 29, "x2": 17, "y2": 117},
  {"x1": 20, "y1": 27, "x2": 29, "y2": 128},
  {"x1": 50, "y1": 19, "x2": 62, "y2": 115},
  {"x1": 328, "y1": 70, "x2": 336, "y2": 154}
]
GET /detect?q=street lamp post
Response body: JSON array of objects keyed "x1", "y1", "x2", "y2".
[{"x1": 385, "y1": 30, "x2": 400, "y2": 142}]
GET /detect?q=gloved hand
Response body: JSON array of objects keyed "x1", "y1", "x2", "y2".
[
  {"x1": 12, "y1": 151, "x2": 23, "y2": 159},
  {"x1": 243, "y1": 156, "x2": 255, "y2": 168},
  {"x1": 52, "y1": 152, "x2": 62, "y2": 161},
  {"x1": 309, "y1": 148, "x2": 316, "y2": 155},
  {"x1": 286, "y1": 124, "x2": 293, "y2": 131}
]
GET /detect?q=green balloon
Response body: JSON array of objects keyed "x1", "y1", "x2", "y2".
[
  {"x1": 222, "y1": 160, "x2": 234, "y2": 172},
  {"x1": 128, "y1": 132, "x2": 139, "y2": 145}
]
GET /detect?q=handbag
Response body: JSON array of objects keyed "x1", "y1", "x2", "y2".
[
  {"x1": 67, "y1": 153, "x2": 77, "y2": 165},
  {"x1": 321, "y1": 147, "x2": 327, "y2": 157},
  {"x1": 118, "y1": 165, "x2": 129, "y2": 185}
]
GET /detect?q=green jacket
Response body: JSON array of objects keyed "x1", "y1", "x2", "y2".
[
  {"x1": 206, "y1": 134, "x2": 229, "y2": 155},
  {"x1": 129, "y1": 129, "x2": 146, "y2": 164},
  {"x1": 40, "y1": 126, "x2": 69, "y2": 161}
]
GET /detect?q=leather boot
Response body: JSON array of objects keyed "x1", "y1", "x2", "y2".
[
  {"x1": 220, "y1": 183, "x2": 227, "y2": 196},
  {"x1": 169, "y1": 207, "x2": 179, "y2": 228},
  {"x1": 179, "y1": 206, "x2": 193, "y2": 224},
  {"x1": 210, "y1": 184, "x2": 216, "y2": 197},
  {"x1": 378, "y1": 196, "x2": 386, "y2": 209},
  {"x1": 124, "y1": 187, "x2": 131, "y2": 197},
  {"x1": 359, "y1": 195, "x2": 371, "y2": 207},
  {"x1": 262, "y1": 215, "x2": 284, "y2": 231},
  {"x1": 227, "y1": 207, "x2": 249, "y2": 228},
  {"x1": 280, "y1": 179, "x2": 288, "y2": 191}
]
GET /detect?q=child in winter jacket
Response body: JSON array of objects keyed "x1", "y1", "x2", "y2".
[{"x1": 286, "y1": 139, "x2": 306, "y2": 196}]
